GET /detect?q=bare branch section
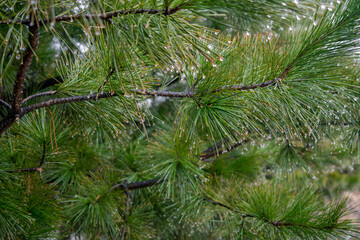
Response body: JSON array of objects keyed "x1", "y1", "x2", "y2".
[
  {"x1": 12, "y1": 24, "x2": 40, "y2": 113},
  {"x1": 0, "y1": 19, "x2": 40, "y2": 135},
  {"x1": 109, "y1": 178, "x2": 162, "y2": 192},
  {"x1": 0, "y1": 5, "x2": 184, "y2": 26},
  {"x1": 135, "y1": 89, "x2": 192, "y2": 98},
  {"x1": 21, "y1": 92, "x2": 118, "y2": 116}
]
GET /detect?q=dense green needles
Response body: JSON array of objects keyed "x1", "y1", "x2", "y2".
[{"x1": 0, "y1": 0, "x2": 360, "y2": 239}]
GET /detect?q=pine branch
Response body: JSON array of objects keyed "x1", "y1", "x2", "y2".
[
  {"x1": 6, "y1": 143, "x2": 46, "y2": 173},
  {"x1": 0, "y1": 5, "x2": 185, "y2": 26},
  {"x1": 0, "y1": 89, "x2": 190, "y2": 135},
  {"x1": 136, "y1": 89, "x2": 192, "y2": 98},
  {"x1": 270, "y1": 220, "x2": 336, "y2": 230},
  {"x1": 213, "y1": 79, "x2": 280, "y2": 93},
  {"x1": 212, "y1": 71, "x2": 304, "y2": 93},
  {"x1": 109, "y1": 137, "x2": 246, "y2": 192},
  {"x1": 108, "y1": 179, "x2": 349, "y2": 234},
  {"x1": 0, "y1": 15, "x2": 40, "y2": 135},
  {"x1": 1, "y1": 72, "x2": 291, "y2": 135},
  {"x1": 20, "y1": 92, "x2": 119, "y2": 116},
  {"x1": 11, "y1": 22, "x2": 40, "y2": 114},
  {"x1": 208, "y1": 197, "x2": 345, "y2": 232}
]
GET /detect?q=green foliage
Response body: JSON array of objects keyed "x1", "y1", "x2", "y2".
[
  {"x1": 65, "y1": 173, "x2": 123, "y2": 238},
  {"x1": 142, "y1": 128, "x2": 207, "y2": 198},
  {"x1": 1, "y1": 0, "x2": 360, "y2": 239},
  {"x1": 207, "y1": 182, "x2": 359, "y2": 239}
]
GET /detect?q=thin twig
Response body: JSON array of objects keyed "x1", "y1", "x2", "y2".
[
  {"x1": 21, "y1": 92, "x2": 119, "y2": 116},
  {"x1": 120, "y1": 190, "x2": 131, "y2": 240},
  {"x1": 0, "y1": 6, "x2": 184, "y2": 26},
  {"x1": 7, "y1": 143, "x2": 46, "y2": 173},
  {"x1": 213, "y1": 79, "x2": 279, "y2": 93},
  {"x1": 199, "y1": 138, "x2": 248, "y2": 161},
  {"x1": 22, "y1": 91, "x2": 57, "y2": 105},
  {"x1": 135, "y1": 89, "x2": 192, "y2": 98},
  {"x1": 97, "y1": 68, "x2": 115, "y2": 93},
  {"x1": 109, "y1": 178, "x2": 162, "y2": 192},
  {"x1": 0, "y1": 99, "x2": 11, "y2": 110}
]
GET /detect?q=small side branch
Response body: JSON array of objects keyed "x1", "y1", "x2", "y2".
[
  {"x1": 109, "y1": 178, "x2": 162, "y2": 192},
  {"x1": 136, "y1": 89, "x2": 192, "y2": 98},
  {"x1": 213, "y1": 79, "x2": 278, "y2": 93},
  {"x1": 0, "y1": 99, "x2": 11, "y2": 110},
  {"x1": 22, "y1": 91, "x2": 57, "y2": 105},
  {"x1": 21, "y1": 89, "x2": 193, "y2": 116},
  {"x1": 21, "y1": 92, "x2": 119, "y2": 116},
  {"x1": 0, "y1": 5, "x2": 184, "y2": 26},
  {"x1": 7, "y1": 143, "x2": 46, "y2": 173},
  {"x1": 199, "y1": 139, "x2": 248, "y2": 161}
]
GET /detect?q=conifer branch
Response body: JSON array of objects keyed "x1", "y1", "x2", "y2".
[
  {"x1": 20, "y1": 92, "x2": 119, "y2": 116},
  {"x1": 19, "y1": 90, "x2": 192, "y2": 116},
  {"x1": 213, "y1": 79, "x2": 280, "y2": 92},
  {"x1": 0, "y1": 15, "x2": 40, "y2": 135},
  {"x1": 270, "y1": 220, "x2": 336, "y2": 230},
  {"x1": 109, "y1": 138, "x2": 247, "y2": 192},
  {"x1": 0, "y1": 5, "x2": 185, "y2": 26},
  {"x1": 108, "y1": 180, "x2": 348, "y2": 233},
  {"x1": 136, "y1": 89, "x2": 192, "y2": 98},
  {"x1": 208, "y1": 198, "x2": 345, "y2": 232},
  {"x1": 11, "y1": 22, "x2": 40, "y2": 114}
]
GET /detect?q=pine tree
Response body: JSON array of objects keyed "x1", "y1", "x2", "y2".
[{"x1": 1, "y1": 0, "x2": 360, "y2": 239}]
